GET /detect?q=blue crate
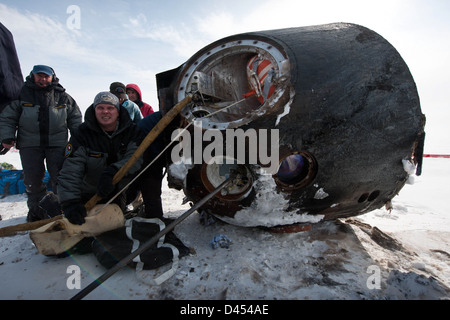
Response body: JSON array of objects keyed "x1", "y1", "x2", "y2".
[
  {"x1": 1, "y1": 170, "x2": 51, "y2": 195},
  {"x1": 0, "y1": 170, "x2": 22, "y2": 195}
]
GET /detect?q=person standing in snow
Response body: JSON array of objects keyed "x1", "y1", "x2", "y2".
[
  {"x1": 109, "y1": 82, "x2": 142, "y2": 124},
  {"x1": 58, "y1": 91, "x2": 143, "y2": 225},
  {"x1": 126, "y1": 83, "x2": 154, "y2": 117},
  {"x1": 0, "y1": 65, "x2": 82, "y2": 222}
]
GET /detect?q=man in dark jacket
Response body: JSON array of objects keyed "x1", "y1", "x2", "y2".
[
  {"x1": 58, "y1": 91, "x2": 143, "y2": 225},
  {"x1": 0, "y1": 65, "x2": 82, "y2": 221}
]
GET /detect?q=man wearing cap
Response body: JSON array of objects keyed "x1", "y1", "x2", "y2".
[
  {"x1": 57, "y1": 92, "x2": 143, "y2": 225},
  {"x1": 109, "y1": 82, "x2": 143, "y2": 124},
  {"x1": 0, "y1": 65, "x2": 82, "y2": 222}
]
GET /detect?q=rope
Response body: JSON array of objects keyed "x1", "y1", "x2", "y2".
[{"x1": 93, "y1": 96, "x2": 250, "y2": 214}]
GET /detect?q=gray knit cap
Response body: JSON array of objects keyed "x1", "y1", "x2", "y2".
[{"x1": 93, "y1": 91, "x2": 120, "y2": 110}]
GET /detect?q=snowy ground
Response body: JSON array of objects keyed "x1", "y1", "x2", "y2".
[{"x1": 0, "y1": 149, "x2": 449, "y2": 301}]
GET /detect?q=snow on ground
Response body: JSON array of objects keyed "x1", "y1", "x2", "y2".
[{"x1": 0, "y1": 149, "x2": 449, "y2": 300}]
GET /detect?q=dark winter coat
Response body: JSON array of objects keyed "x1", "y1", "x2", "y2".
[
  {"x1": 0, "y1": 72, "x2": 82, "y2": 148},
  {"x1": 57, "y1": 104, "x2": 144, "y2": 205},
  {"x1": 137, "y1": 111, "x2": 164, "y2": 161},
  {"x1": 0, "y1": 22, "x2": 23, "y2": 111}
]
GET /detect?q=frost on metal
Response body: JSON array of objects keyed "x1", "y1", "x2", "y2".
[{"x1": 156, "y1": 23, "x2": 426, "y2": 228}]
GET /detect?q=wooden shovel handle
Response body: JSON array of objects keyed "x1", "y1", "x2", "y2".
[
  {"x1": 0, "y1": 96, "x2": 192, "y2": 237},
  {"x1": 84, "y1": 95, "x2": 192, "y2": 211}
]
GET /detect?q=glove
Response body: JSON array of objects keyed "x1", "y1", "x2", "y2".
[
  {"x1": 97, "y1": 166, "x2": 118, "y2": 198},
  {"x1": 39, "y1": 192, "x2": 62, "y2": 218},
  {"x1": 62, "y1": 202, "x2": 87, "y2": 225},
  {"x1": 0, "y1": 146, "x2": 10, "y2": 155},
  {"x1": 0, "y1": 139, "x2": 14, "y2": 155}
]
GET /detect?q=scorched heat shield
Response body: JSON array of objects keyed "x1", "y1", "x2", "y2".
[{"x1": 155, "y1": 23, "x2": 426, "y2": 228}]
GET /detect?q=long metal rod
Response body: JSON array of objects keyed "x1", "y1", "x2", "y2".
[
  {"x1": 0, "y1": 96, "x2": 193, "y2": 238},
  {"x1": 97, "y1": 97, "x2": 249, "y2": 212},
  {"x1": 71, "y1": 173, "x2": 236, "y2": 300},
  {"x1": 0, "y1": 95, "x2": 251, "y2": 237}
]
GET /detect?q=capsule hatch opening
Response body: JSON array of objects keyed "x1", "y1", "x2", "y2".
[
  {"x1": 177, "y1": 39, "x2": 291, "y2": 130},
  {"x1": 200, "y1": 157, "x2": 254, "y2": 201}
]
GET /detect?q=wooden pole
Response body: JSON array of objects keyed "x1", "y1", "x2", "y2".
[
  {"x1": 0, "y1": 96, "x2": 192, "y2": 237},
  {"x1": 84, "y1": 95, "x2": 192, "y2": 211},
  {"x1": 0, "y1": 215, "x2": 63, "y2": 237}
]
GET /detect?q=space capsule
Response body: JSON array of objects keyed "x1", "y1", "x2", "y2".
[{"x1": 155, "y1": 23, "x2": 426, "y2": 228}]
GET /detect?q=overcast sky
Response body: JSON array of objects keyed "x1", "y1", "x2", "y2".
[{"x1": 1, "y1": 0, "x2": 449, "y2": 154}]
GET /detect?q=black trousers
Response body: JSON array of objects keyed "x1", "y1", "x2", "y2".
[
  {"x1": 19, "y1": 146, "x2": 65, "y2": 212},
  {"x1": 139, "y1": 156, "x2": 165, "y2": 219}
]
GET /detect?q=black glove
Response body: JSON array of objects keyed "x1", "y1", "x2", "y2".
[
  {"x1": 97, "y1": 166, "x2": 118, "y2": 198},
  {"x1": 62, "y1": 202, "x2": 87, "y2": 225},
  {"x1": 39, "y1": 192, "x2": 62, "y2": 218},
  {"x1": 0, "y1": 146, "x2": 10, "y2": 155},
  {"x1": 0, "y1": 139, "x2": 14, "y2": 155}
]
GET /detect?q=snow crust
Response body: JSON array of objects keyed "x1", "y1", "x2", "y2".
[{"x1": 0, "y1": 150, "x2": 449, "y2": 300}]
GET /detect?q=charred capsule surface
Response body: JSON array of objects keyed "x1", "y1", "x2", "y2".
[{"x1": 157, "y1": 23, "x2": 425, "y2": 228}]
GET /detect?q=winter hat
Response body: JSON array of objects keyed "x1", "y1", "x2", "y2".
[
  {"x1": 93, "y1": 91, "x2": 120, "y2": 110},
  {"x1": 32, "y1": 65, "x2": 54, "y2": 76},
  {"x1": 110, "y1": 82, "x2": 127, "y2": 100},
  {"x1": 126, "y1": 83, "x2": 142, "y2": 100}
]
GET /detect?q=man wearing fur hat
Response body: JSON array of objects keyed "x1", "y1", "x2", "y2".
[
  {"x1": 57, "y1": 92, "x2": 143, "y2": 225},
  {"x1": 0, "y1": 65, "x2": 82, "y2": 222}
]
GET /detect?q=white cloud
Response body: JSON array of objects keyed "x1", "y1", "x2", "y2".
[
  {"x1": 0, "y1": 3, "x2": 160, "y2": 110},
  {"x1": 2, "y1": 0, "x2": 449, "y2": 148},
  {"x1": 0, "y1": 4, "x2": 148, "y2": 75},
  {"x1": 122, "y1": 13, "x2": 210, "y2": 60},
  {"x1": 0, "y1": 4, "x2": 80, "y2": 65}
]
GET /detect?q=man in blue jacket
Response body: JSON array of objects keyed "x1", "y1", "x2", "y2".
[{"x1": 110, "y1": 82, "x2": 143, "y2": 124}]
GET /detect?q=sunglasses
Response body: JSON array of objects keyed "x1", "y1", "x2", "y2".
[{"x1": 115, "y1": 87, "x2": 125, "y2": 94}]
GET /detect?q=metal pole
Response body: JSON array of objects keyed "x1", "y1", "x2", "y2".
[{"x1": 71, "y1": 173, "x2": 236, "y2": 300}]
